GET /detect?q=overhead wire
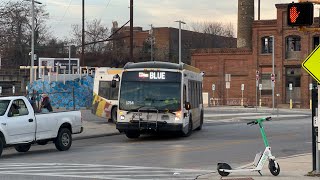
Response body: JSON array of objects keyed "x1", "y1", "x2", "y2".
[
  {"x1": 55, "y1": 0, "x2": 73, "y2": 26},
  {"x1": 98, "y1": 0, "x2": 111, "y2": 21}
]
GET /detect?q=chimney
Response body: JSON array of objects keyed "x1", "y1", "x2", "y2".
[{"x1": 237, "y1": 0, "x2": 254, "y2": 48}]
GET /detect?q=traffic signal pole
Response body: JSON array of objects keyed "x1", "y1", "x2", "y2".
[{"x1": 290, "y1": 1, "x2": 320, "y2": 175}]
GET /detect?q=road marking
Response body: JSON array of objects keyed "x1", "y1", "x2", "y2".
[{"x1": 0, "y1": 163, "x2": 211, "y2": 180}]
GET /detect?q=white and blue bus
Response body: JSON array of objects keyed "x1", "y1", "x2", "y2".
[{"x1": 115, "y1": 61, "x2": 204, "y2": 138}]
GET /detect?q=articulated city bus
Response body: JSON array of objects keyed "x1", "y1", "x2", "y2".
[
  {"x1": 115, "y1": 61, "x2": 204, "y2": 138},
  {"x1": 92, "y1": 67, "x2": 123, "y2": 123}
]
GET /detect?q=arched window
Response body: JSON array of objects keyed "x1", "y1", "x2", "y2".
[
  {"x1": 261, "y1": 36, "x2": 273, "y2": 54},
  {"x1": 286, "y1": 36, "x2": 301, "y2": 52}
]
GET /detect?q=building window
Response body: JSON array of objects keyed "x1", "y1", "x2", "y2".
[
  {"x1": 261, "y1": 36, "x2": 273, "y2": 54},
  {"x1": 286, "y1": 36, "x2": 301, "y2": 52},
  {"x1": 313, "y1": 36, "x2": 320, "y2": 49},
  {"x1": 285, "y1": 36, "x2": 301, "y2": 59}
]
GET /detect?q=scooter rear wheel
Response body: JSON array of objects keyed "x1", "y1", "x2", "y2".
[
  {"x1": 269, "y1": 160, "x2": 280, "y2": 176},
  {"x1": 217, "y1": 163, "x2": 231, "y2": 177}
]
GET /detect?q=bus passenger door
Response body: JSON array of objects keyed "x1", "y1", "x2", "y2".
[{"x1": 182, "y1": 83, "x2": 190, "y2": 128}]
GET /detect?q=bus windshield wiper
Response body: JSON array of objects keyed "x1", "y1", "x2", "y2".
[{"x1": 125, "y1": 106, "x2": 144, "y2": 114}]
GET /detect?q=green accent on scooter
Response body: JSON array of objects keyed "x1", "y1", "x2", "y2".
[{"x1": 256, "y1": 117, "x2": 269, "y2": 147}]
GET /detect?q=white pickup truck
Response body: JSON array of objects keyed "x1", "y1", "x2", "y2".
[{"x1": 0, "y1": 96, "x2": 83, "y2": 157}]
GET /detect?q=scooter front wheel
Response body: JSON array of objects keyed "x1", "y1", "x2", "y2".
[
  {"x1": 217, "y1": 163, "x2": 231, "y2": 177},
  {"x1": 269, "y1": 160, "x2": 280, "y2": 176}
]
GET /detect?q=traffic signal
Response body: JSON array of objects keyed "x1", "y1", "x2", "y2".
[{"x1": 287, "y1": 2, "x2": 314, "y2": 26}]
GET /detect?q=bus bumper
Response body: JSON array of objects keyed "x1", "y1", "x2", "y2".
[{"x1": 116, "y1": 122, "x2": 183, "y2": 132}]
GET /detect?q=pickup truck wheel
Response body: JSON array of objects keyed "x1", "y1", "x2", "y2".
[
  {"x1": 14, "y1": 144, "x2": 31, "y2": 152},
  {"x1": 55, "y1": 128, "x2": 72, "y2": 151},
  {"x1": 0, "y1": 138, "x2": 3, "y2": 157}
]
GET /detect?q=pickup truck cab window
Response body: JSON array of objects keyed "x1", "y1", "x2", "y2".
[
  {"x1": 8, "y1": 99, "x2": 29, "y2": 117},
  {"x1": 0, "y1": 100, "x2": 10, "y2": 116}
]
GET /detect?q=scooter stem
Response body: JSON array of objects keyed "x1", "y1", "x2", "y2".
[{"x1": 258, "y1": 120, "x2": 269, "y2": 147}]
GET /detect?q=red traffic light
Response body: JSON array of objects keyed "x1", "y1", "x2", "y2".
[{"x1": 287, "y1": 2, "x2": 313, "y2": 26}]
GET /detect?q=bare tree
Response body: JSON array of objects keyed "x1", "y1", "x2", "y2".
[
  {"x1": 191, "y1": 21, "x2": 235, "y2": 37},
  {"x1": 0, "y1": 1, "x2": 51, "y2": 66},
  {"x1": 70, "y1": 19, "x2": 110, "y2": 54}
]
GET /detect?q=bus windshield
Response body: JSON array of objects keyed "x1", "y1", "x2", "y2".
[{"x1": 119, "y1": 81, "x2": 181, "y2": 112}]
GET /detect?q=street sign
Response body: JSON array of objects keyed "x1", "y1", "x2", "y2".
[
  {"x1": 212, "y1": 84, "x2": 215, "y2": 91},
  {"x1": 225, "y1": 74, "x2": 231, "y2": 82},
  {"x1": 289, "y1": 83, "x2": 293, "y2": 91},
  {"x1": 302, "y1": 45, "x2": 320, "y2": 83},
  {"x1": 241, "y1": 84, "x2": 244, "y2": 91},
  {"x1": 259, "y1": 84, "x2": 262, "y2": 90},
  {"x1": 271, "y1": 73, "x2": 275, "y2": 82},
  {"x1": 226, "y1": 82, "x2": 230, "y2": 89},
  {"x1": 310, "y1": 83, "x2": 313, "y2": 90}
]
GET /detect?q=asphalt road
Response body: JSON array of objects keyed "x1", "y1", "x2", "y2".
[{"x1": 0, "y1": 114, "x2": 312, "y2": 180}]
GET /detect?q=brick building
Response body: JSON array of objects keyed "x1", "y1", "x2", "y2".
[
  {"x1": 192, "y1": 2, "x2": 318, "y2": 108},
  {"x1": 112, "y1": 25, "x2": 236, "y2": 64}
]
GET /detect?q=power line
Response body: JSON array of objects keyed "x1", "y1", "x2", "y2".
[
  {"x1": 55, "y1": 0, "x2": 73, "y2": 26},
  {"x1": 84, "y1": 19, "x2": 129, "y2": 46},
  {"x1": 98, "y1": 0, "x2": 111, "y2": 21}
]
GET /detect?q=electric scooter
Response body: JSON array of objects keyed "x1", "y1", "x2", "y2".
[{"x1": 217, "y1": 117, "x2": 280, "y2": 177}]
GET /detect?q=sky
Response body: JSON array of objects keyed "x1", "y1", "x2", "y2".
[{"x1": 4, "y1": 0, "x2": 316, "y2": 40}]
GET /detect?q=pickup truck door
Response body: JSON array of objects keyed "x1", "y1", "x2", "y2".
[{"x1": 6, "y1": 99, "x2": 35, "y2": 144}]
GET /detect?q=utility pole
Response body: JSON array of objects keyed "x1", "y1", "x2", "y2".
[
  {"x1": 130, "y1": 0, "x2": 133, "y2": 61},
  {"x1": 69, "y1": 45, "x2": 71, "y2": 74},
  {"x1": 29, "y1": 0, "x2": 42, "y2": 84},
  {"x1": 81, "y1": 0, "x2": 85, "y2": 66},
  {"x1": 258, "y1": 0, "x2": 260, "y2": 20},
  {"x1": 175, "y1": 20, "x2": 186, "y2": 64},
  {"x1": 271, "y1": 35, "x2": 275, "y2": 110}
]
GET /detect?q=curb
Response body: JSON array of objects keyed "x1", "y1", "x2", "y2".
[{"x1": 73, "y1": 132, "x2": 121, "y2": 141}]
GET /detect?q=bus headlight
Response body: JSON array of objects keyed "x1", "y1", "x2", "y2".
[
  {"x1": 120, "y1": 115, "x2": 125, "y2": 120},
  {"x1": 174, "y1": 111, "x2": 182, "y2": 121}
]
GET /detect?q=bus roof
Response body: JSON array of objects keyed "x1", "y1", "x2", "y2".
[
  {"x1": 96, "y1": 67, "x2": 123, "y2": 75},
  {"x1": 123, "y1": 61, "x2": 200, "y2": 73}
]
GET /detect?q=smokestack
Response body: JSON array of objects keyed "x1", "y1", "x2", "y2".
[{"x1": 237, "y1": 0, "x2": 254, "y2": 48}]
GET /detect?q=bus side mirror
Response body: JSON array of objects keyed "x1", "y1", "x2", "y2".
[
  {"x1": 111, "y1": 80, "x2": 117, "y2": 88},
  {"x1": 185, "y1": 102, "x2": 191, "y2": 110}
]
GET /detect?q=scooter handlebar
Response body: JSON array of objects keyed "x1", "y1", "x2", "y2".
[
  {"x1": 247, "y1": 121, "x2": 256, "y2": 125},
  {"x1": 247, "y1": 117, "x2": 272, "y2": 125},
  {"x1": 266, "y1": 117, "x2": 272, "y2": 121}
]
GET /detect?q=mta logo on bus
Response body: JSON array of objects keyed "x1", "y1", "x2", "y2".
[{"x1": 139, "y1": 72, "x2": 166, "y2": 80}]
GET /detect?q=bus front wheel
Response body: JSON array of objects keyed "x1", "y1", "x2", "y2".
[
  {"x1": 181, "y1": 117, "x2": 193, "y2": 137},
  {"x1": 111, "y1": 106, "x2": 117, "y2": 123}
]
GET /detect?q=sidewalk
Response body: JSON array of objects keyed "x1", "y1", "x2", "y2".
[
  {"x1": 205, "y1": 106, "x2": 311, "y2": 114},
  {"x1": 73, "y1": 109, "x2": 318, "y2": 180},
  {"x1": 199, "y1": 153, "x2": 319, "y2": 180}
]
